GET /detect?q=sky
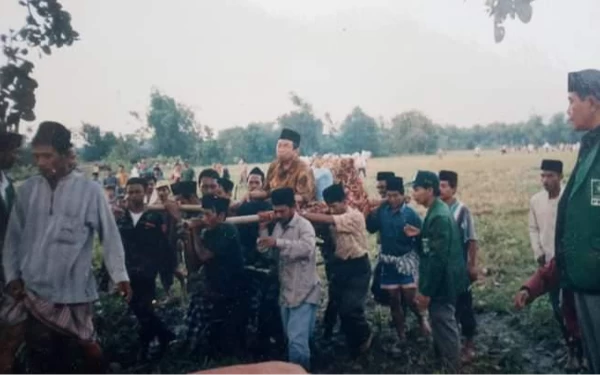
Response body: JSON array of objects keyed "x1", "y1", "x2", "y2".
[{"x1": 1, "y1": 0, "x2": 598, "y2": 136}]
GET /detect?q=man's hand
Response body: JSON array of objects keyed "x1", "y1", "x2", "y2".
[
  {"x1": 514, "y1": 289, "x2": 530, "y2": 310},
  {"x1": 257, "y1": 211, "x2": 274, "y2": 223},
  {"x1": 536, "y1": 255, "x2": 546, "y2": 267},
  {"x1": 116, "y1": 281, "x2": 132, "y2": 303},
  {"x1": 404, "y1": 224, "x2": 421, "y2": 237},
  {"x1": 112, "y1": 205, "x2": 125, "y2": 219},
  {"x1": 257, "y1": 237, "x2": 277, "y2": 251},
  {"x1": 6, "y1": 279, "x2": 25, "y2": 301},
  {"x1": 468, "y1": 266, "x2": 479, "y2": 283},
  {"x1": 414, "y1": 292, "x2": 431, "y2": 311}
]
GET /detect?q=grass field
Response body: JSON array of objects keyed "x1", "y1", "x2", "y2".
[{"x1": 93, "y1": 150, "x2": 578, "y2": 374}]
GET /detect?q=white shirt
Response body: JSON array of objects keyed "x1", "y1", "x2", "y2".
[
  {"x1": 529, "y1": 187, "x2": 563, "y2": 264},
  {"x1": 130, "y1": 167, "x2": 140, "y2": 178},
  {"x1": 130, "y1": 211, "x2": 143, "y2": 227},
  {"x1": 0, "y1": 171, "x2": 8, "y2": 203}
]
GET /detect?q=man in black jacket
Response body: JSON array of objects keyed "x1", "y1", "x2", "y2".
[{"x1": 117, "y1": 177, "x2": 175, "y2": 360}]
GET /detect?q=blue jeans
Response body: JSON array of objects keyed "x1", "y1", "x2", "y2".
[{"x1": 280, "y1": 303, "x2": 317, "y2": 370}]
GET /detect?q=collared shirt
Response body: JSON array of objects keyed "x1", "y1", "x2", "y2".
[
  {"x1": 366, "y1": 202, "x2": 422, "y2": 257},
  {"x1": 2, "y1": 172, "x2": 129, "y2": 304},
  {"x1": 262, "y1": 213, "x2": 321, "y2": 308},
  {"x1": 265, "y1": 158, "x2": 315, "y2": 205},
  {"x1": 331, "y1": 207, "x2": 369, "y2": 260},
  {"x1": 530, "y1": 188, "x2": 563, "y2": 263},
  {"x1": 448, "y1": 199, "x2": 477, "y2": 243}
]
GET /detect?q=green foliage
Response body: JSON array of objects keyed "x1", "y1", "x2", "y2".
[
  {"x1": 147, "y1": 90, "x2": 202, "y2": 160},
  {"x1": 338, "y1": 107, "x2": 381, "y2": 156},
  {"x1": 80, "y1": 123, "x2": 119, "y2": 162},
  {"x1": 484, "y1": 0, "x2": 536, "y2": 43},
  {"x1": 0, "y1": 0, "x2": 78, "y2": 132}
]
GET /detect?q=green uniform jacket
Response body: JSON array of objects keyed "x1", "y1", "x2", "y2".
[
  {"x1": 418, "y1": 198, "x2": 467, "y2": 302},
  {"x1": 556, "y1": 127, "x2": 600, "y2": 293}
]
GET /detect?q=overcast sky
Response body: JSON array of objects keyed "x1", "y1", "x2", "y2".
[{"x1": 1, "y1": 0, "x2": 598, "y2": 135}]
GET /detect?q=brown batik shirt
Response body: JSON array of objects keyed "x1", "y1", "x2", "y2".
[{"x1": 265, "y1": 158, "x2": 315, "y2": 205}]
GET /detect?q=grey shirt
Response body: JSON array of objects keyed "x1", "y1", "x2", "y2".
[
  {"x1": 2, "y1": 172, "x2": 129, "y2": 304},
  {"x1": 261, "y1": 213, "x2": 321, "y2": 308}
]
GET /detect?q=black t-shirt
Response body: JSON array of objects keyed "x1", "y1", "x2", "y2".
[
  {"x1": 200, "y1": 223, "x2": 244, "y2": 297},
  {"x1": 235, "y1": 200, "x2": 272, "y2": 264}
]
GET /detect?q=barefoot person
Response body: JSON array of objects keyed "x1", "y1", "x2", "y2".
[
  {"x1": 2, "y1": 121, "x2": 131, "y2": 373},
  {"x1": 366, "y1": 177, "x2": 428, "y2": 352},
  {"x1": 406, "y1": 170, "x2": 466, "y2": 372}
]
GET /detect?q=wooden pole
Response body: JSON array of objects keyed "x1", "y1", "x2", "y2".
[{"x1": 147, "y1": 204, "x2": 262, "y2": 224}]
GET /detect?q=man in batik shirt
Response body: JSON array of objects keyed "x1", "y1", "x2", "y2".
[{"x1": 250, "y1": 128, "x2": 315, "y2": 207}]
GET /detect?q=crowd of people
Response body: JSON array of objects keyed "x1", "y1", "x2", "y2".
[{"x1": 0, "y1": 69, "x2": 599, "y2": 374}]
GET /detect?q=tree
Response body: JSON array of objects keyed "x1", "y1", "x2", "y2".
[
  {"x1": 389, "y1": 111, "x2": 439, "y2": 155},
  {"x1": 79, "y1": 123, "x2": 118, "y2": 161},
  {"x1": 484, "y1": 0, "x2": 536, "y2": 43},
  {"x1": 146, "y1": 90, "x2": 201, "y2": 160},
  {"x1": 278, "y1": 93, "x2": 324, "y2": 156},
  {"x1": 339, "y1": 107, "x2": 381, "y2": 155},
  {"x1": 0, "y1": 0, "x2": 78, "y2": 132}
]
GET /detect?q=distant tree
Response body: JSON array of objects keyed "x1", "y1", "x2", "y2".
[
  {"x1": 339, "y1": 107, "x2": 381, "y2": 155},
  {"x1": 0, "y1": 0, "x2": 78, "y2": 133},
  {"x1": 79, "y1": 123, "x2": 118, "y2": 161},
  {"x1": 389, "y1": 110, "x2": 439, "y2": 154},
  {"x1": 278, "y1": 92, "x2": 324, "y2": 156},
  {"x1": 146, "y1": 90, "x2": 201, "y2": 160}
]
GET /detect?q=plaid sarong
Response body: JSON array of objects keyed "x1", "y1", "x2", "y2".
[{"x1": 24, "y1": 291, "x2": 95, "y2": 341}]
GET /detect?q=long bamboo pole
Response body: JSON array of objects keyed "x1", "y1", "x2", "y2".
[{"x1": 147, "y1": 204, "x2": 262, "y2": 224}]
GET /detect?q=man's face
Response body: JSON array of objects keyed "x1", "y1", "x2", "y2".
[
  {"x1": 568, "y1": 92, "x2": 598, "y2": 131},
  {"x1": 32, "y1": 145, "x2": 67, "y2": 179},
  {"x1": 386, "y1": 190, "x2": 404, "y2": 209},
  {"x1": 541, "y1": 171, "x2": 562, "y2": 192},
  {"x1": 126, "y1": 183, "x2": 145, "y2": 206},
  {"x1": 327, "y1": 201, "x2": 346, "y2": 215},
  {"x1": 276, "y1": 139, "x2": 296, "y2": 162},
  {"x1": 200, "y1": 177, "x2": 218, "y2": 197},
  {"x1": 376, "y1": 181, "x2": 387, "y2": 198},
  {"x1": 118, "y1": 167, "x2": 124, "y2": 173},
  {"x1": 273, "y1": 204, "x2": 294, "y2": 223},
  {"x1": 147, "y1": 180, "x2": 155, "y2": 196},
  {"x1": 0, "y1": 146, "x2": 20, "y2": 170},
  {"x1": 247, "y1": 175, "x2": 263, "y2": 192},
  {"x1": 202, "y1": 208, "x2": 223, "y2": 228},
  {"x1": 157, "y1": 186, "x2": 170, "y2": 202},
  {"x1": 411, "y1": 186, "x2": 430, "y2": 206},
  {"x1": 439, "y1": 181, "x2": 455, "y2": 201}
]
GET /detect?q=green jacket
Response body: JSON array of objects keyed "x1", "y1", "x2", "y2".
[
  {"x1": 418, "y1": 198, "x2": 467, "y2": 302},
  {"x1": 556, "y1": 127, "x2": 600, "y2": 293}
]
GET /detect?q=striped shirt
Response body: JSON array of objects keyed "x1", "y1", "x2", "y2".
[{"x1": 2, "y1": 172, "x2": 129, "y2": 304}]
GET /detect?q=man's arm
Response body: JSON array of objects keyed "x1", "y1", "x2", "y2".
[
  {"x1": 276, "y1": 220, "x2": 316, "y2": 261},
  {"x1": 463, "y1": 207, "x2": 479, "y2": 273},
  {"x1": 2, "y1": 192, "x2": 26, "y2": 285},
  {"x1": 528, "y1": 199, "x2": 544, "y2": 264},
  {"x1": 295, "y1": 168, "x2": 316, "y2": 205},
  {"x1": 365, "y1": 207, "x2": 380, "y2": 234},
  {"x1": 418, "y1": 216, "x2": 450, "y2": 298},
  {"x1": 94, "y1": 187, "x2": 129, "y2": 284},
  {"x1": 301, "y1": 212, "x2": 335, "y2": 225}
]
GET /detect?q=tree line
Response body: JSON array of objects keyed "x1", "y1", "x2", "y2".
[{"x1": 76, "y1": 90, "x2": 579, "y2": 166}]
